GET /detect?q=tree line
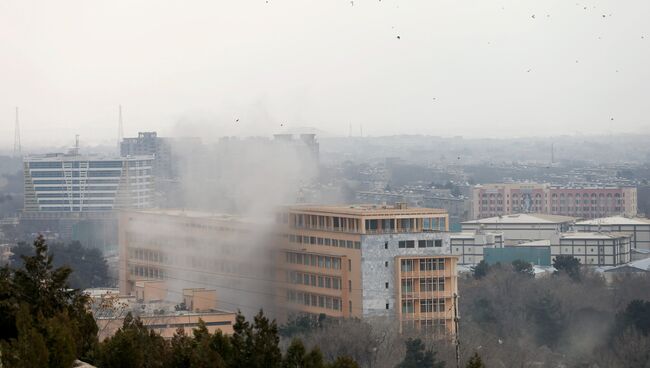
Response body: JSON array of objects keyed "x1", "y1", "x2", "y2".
[{"x1": 0, "y1": 236, "x2": 362, "y2": 368}]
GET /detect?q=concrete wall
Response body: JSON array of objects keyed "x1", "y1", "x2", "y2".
[{"x1": 360, "y1": 232, "x2": 450, "y2": 319}]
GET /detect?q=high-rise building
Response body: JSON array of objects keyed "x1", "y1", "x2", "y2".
[
  {"x1": 120, "y1": 132, "x2": 173, "y2": 179},
  {"x1": 23, "y1": 153, "x2": 154, "y2": 214},
  {"x1": 119, "y1": 204, "x2": 459, "y2": 337},
  {"x1": 471, "y1": 183, "x2": 637, "y2": 219},
  {"x1": 21, "y1": 153, "x2": 154, "y2": 243}
]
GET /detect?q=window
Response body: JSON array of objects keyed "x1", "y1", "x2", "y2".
[
  {"x1": 385, "y1": 282, "x2": 389, "y2": 289},
  {"x1": 421, "y1": 299, "x2": 433, "y2": 313},
  {"x1": 401, "y1": 259, "x2": 414, "y2": 272},
  {"x1": 399, "y1": 240, "x2": 415, "y2": 248},
  {"x1": 348, "y1": 280, "x2": 352, "y2": 292},
  {"x1": 402, "y1": 300, "x2": 414, "y2": 313},
  {"x1": 386, "y1": 303, "x2": 389, "y2": 310},
  {"x1": 384, "y1": 242, "x2": 388, "y2": 249},
  {"x1": 401, "y1": 279, "x2": 413, "y2": 292},
  {"x1": 418, "y1": 240, "x2": 426, "y2": 248},
  {"x1": 385, "y1": 261, "x2": 389, "y2": 267},
  {"x1": 435, "y1": 240, "x2": 442, "y2": 247},
  {"x1": 349, "y1": 301, "x2": 352, "y2": 313},
  {"x1": 348, "y1": 259, "x2": 352, "y2": 271},
  {"x1": 420, "y1": 277, "x2": 434, "y2": 292}
]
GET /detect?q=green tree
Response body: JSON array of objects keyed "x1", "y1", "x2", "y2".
[
  {"x1": 11, "y1": 240, "x2": 110, "y2": 289},
  {"x1": 169, "y1": 328, "x2": 194, "y2": 368},
  {"x1": 0, "y1": 235, "x2": 99, "y2": 366},
  {"x1": 553, "y1": 255, "x2": 581, "y2": 281},
  {"x1": 251, "y1": 309, "x2": 283, "y2": 368},
  {"x1": 396, "y1": 338, "x2": 445, "y2": 368},
  {"x1": 472, "y1": 260, "x2": 489, "y2": 280},
  {"x1": 328, "y1": 356, "x2": 360, "y2": 368},
  {"x1": 231, "y1": 311, "x2": 254, "y2": 367},
  {"x1": 96, "y1": 313, "x2": 168, "y2": 368},
  {"x1": 191, "y1": 319, "x2": 226, "y2": 368},
  {"x1": 465, "y1": 352, "x2": 485, "y2": 368},
  {"x1": 511, "y1": 259, "x2": 534, "y2": 277},
  {"x1": 615, "y1": 299, "x2": 650, "y2": 336},
  {"x1": 284, "y1": 338, "x2": 308, "y2": 368}
]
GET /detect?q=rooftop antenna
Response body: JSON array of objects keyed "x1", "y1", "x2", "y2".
[
  {"x1": 348, "y1": 122, "x2": 352, "y2": 138},
  {"x1": 360, "y1": 124, "x2": 363, "y2": 138},
  {"x1": 13, "y1": 106, "x2": 21, "y2": 157},
  {"x1": 118, "y1": 105, "x2": 124, "y2": 148},
  {"x1": 74, "y1": 134, "x2": 80, "y2": 155}
]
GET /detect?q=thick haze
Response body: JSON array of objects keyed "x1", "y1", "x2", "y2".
[{"x1": 1, "y1": 0, "x2": 649, "y2": 148}]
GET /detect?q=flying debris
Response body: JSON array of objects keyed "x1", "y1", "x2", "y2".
[
  {"x1": 396, "y1": 35, "x2": 401, "y2": 40},
  {"x1": 350, "y1": 1, "x2": 354, "y2": 6},
  {"x1": 235, "y1": 119, "x2": 240, "y2": 123},
  {"x1": 611, "y1": 118, "x2": 614, "y2": 121},
  {"x1": 527, "y1": 69, "x2": 532, "y2": 73},
  {"x1": 532, "y1": 14, "x2": 535, "y2": 19}
]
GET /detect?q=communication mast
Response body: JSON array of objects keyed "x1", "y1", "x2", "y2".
[
  {"x1": 13, "y1": 106, "x2": 21, "y2": 157},
  {"x1": 118, "y1": 105, "x2": 124, "y2": 149}
]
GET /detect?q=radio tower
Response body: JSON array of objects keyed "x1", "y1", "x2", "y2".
[
  {"x1": 117, "y1": 105, "x2": 124, "y2": 152},
  {"x1": 13, "y1": 107, "x2": 21, "y2": 157}
]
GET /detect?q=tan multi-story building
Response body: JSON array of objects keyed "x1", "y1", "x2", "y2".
[
  {"x1": 119, "y1": 204, "x2": 459, "y2": 336},
  {"x1": 471, "y1": 183, "x2": 637, "y2": 220},
  {"x1": 277, "y1": 204, "x2": 458, "y2": 336}
]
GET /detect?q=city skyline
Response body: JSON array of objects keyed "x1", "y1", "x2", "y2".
[{"x1": 2, "y1": 0, "x2": 650, "y2": 147}]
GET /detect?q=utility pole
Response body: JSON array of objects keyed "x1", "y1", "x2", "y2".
[
  {"x1": 454, "y1": 292, "x2": 461, "y2": 368},
  {"x1": 13, "y1": 106, "x2": 21, "y2": 157}
]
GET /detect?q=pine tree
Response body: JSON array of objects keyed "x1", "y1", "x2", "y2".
[
  {"x1": 396, "y1": 338, "x2": 445, "y2": 368},
  {"x1": 284, "y1": 338, "x2": 307, "y2": 368},
  {"x1": 465, "y1": 352, "x2": 485, "y2": 368}
]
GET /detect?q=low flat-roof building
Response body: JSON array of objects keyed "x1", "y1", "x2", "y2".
[
  {"x1": 574, "y1": 216, "x2": 650, "y2": 252},
  {"x1": 450, "y1": 231, "x2": 503, "y2": 265},
  {"x1": 462, "y1": 213, "x2": 576, "y2": 245},
  {"x1": 556, "y1": 232, "x2": 631, "y2": 266}
]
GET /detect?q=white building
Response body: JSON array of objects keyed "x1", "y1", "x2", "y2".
[
  {"x1": 450, "y1": 231, "x2": 503, "y2": 265},
  {"x1": 574, "y1": 216, "x2": 650, "y2": 252},
  {"x1": 555, "y1": 232, "x2": 631, "y2": 266},
  {"x1": 461, "y1": 213, "x2": 576, "y2": 245},
  {"x1": 23, "y1": 153, "x2": 154, "y2": 214}
]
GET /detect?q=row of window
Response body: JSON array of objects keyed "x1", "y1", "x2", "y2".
[
  {"x1": 34, "y1": 186, "x2": 119, "y2": 191},
  {"x1": 400, "y1": 259, "x2": 446, "y2": 272},
  {"x1": 286, "y1": 290, "x2": 342, "y2": 311},
  {"x1": 40, "y1": 206, "x2": 113, "y2": 211},
  {"x1": 285, "y1": 252, "x2": 342, "y2": 270},
  {"x1": 38, "y1": 192, "x2": 117, "y2": 198},
  {"x1": 401, "y1": 299, "x2": 446, "y2": 313},
  {"x1": 130, "y1": 265, "x2": 165, "y2": 279},
  {"x1": 288, "y1": 234, "x2": 361, "y2": 249},
  {"x1": 38, "y1": 199, "x2": 115, "y2": 205},
  {"x1": 33, "y1": 179, "x2": 122, "y2": 185},
  {"x1": 401, "y1": 277, "x2": 446, "y2": 292},
  {"x1": 287, "y1": 271, "x2": 342, "y2": 290},
  {"x1": 398, "y1": 239, "x2": 443, "y2": 248}
]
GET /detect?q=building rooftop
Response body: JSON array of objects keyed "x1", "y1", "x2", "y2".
[
  {"x1": 515, "y1": 239, "x2": 552, "y2": 247},
  {"x1": 603, "y1": 258, "x2": 650, "y2": 273},
  {"x1": 560, "y1": 231, "x2": 631, "y2": 240},
  {"x1": 25, "y1": 153, "x2": 154, "y2": 161},
  {"x1": 131, "y1": 209, "x2": 269, "y2": 225},
  {"x1": 463, "y1": 213, "x2": 577, "y2": 225},
  {"x1": 287, "y1": 204, "x2": 447, "y2": 217},
  {"x1": 576, "y1": 216, "x2": 650, "y2": 226},
  {"x1": 449, "y1": 231, "x2": 502, "y2": 239}
]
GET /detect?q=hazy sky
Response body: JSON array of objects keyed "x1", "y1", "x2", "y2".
[{"x1": 1, "y1": 0, "x2": 649, "y2": 148}]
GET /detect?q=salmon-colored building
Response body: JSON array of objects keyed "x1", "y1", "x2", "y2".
[
  {"x1": 472, "y1": 183, "x2": 637, "y2": 220},
  {"x1": 119, "y1": 204, "x2": 459, "y2": 336}
]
